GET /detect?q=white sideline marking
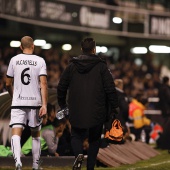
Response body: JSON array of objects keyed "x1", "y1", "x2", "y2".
[{"x1": 127, "y1": 161, "x2": 170, "y2": 170}]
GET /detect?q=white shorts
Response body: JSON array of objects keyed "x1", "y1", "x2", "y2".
[{"x1": 9, "y1": 108, "x2": 42, "y2": 128}]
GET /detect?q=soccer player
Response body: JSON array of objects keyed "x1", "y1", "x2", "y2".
[{"x1": 6, "y1": 36, "x2": 48, "y2": 170}]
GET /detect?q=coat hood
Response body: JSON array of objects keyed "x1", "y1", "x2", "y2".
[{"x1": 70, "y1": 54, "x2": 105, "y2": 73}]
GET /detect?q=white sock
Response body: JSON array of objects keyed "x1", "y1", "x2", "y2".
[
  {"x1": 11, "y1": 135, "x2": 22, "y2": 167},
  {"x1": 32, "y1": 137, "x2": 41, "y2": 169}
]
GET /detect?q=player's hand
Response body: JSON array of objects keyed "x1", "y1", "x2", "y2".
[{"x1": 39, "y1": 105, "x2": 47, "y2": 118}]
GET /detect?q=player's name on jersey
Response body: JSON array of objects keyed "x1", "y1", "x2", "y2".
[
  {"x1": 19, "y1": 96, "x2": 36, "y2": 100},
  {"x1": 16, "y1": 60, "x2": 37, "y2": 66}
]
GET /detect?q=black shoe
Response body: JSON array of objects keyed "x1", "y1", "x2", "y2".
[
  {"x1": 72, "y1": 154, "x2": 84, "y2": 170},
  {"x1": 15, "y1": 164, "x2": 22, "y2": 170}
]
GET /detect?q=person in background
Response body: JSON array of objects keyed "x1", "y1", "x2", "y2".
[
  {"x1": 156, "y1": 76, "x2": 170, "y2": 151},
  {"x1": 129, "y1": 94, "x2": 151, "y2": 143},
  {"x1": 6, "y1": 36, "x2": 47, "y2": 170},
  {"x1": 158, "y1": 76, "x2": 170, "y2": 118},
  {"x1": 56, "y1": 117, "x2": 74, "y2": 156},
  {"x1": 114, "y1": 79, "x2": 130, "y2": 141},
  {"x1": 42, "y1": 103, "x2": 56, "y2": 126},
  {"x1": 57, "y1": 37, "x2": 119, "y2": 170},
  {"x1": 22, "y1": 118, "x2": 66, "y2": 157}
]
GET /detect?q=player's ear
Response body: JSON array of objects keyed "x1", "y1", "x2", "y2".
[
  {"x1": 93, "y1": 48, "x2": 96, "y2": 54},
  {"x1": 20, "y1": 45, "x2": 23, "y2": 51},
  {"x1": 32, "y1": 44, "x2": 34, "y2": 50}
]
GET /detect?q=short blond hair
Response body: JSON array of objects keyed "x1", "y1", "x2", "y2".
[
  {"x1": 21, "y1": 36, "x2": 33, "y2": 49},
  {"x1": 114, "y1": 79, "x2": 123, "y2": 89}
]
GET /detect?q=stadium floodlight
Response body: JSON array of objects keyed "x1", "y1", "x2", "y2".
[
  {"x1": 41, "y1": 43, "x2": 52, "y2": 50},
  {"x1": 34, "y1": 39, "x2": 46, "y2": 46},
  {"x1": 96, "y1": 46, "x2": 101, "y2": 53},
  {"x1": 112, "y1": 17, "x2": 122, "y2": 24},
  {"x1": 96, "y1": 46, "x2": 108, "y2": 53},
  {"x1": 131, "y1": 47, "x2": 148, "y2": 54},
  {"x1": 62, "y1": 44, "x2": 72, "y2": 51},
  {"x1": 149, "y1": 45, "x2": 170, "y2": 53},
  {"x1": 10, "y1": 41, "x2": 21, "y2": 47},
  {"x1": 100, "y1": 46, "x2": 108, "y2": 53}
]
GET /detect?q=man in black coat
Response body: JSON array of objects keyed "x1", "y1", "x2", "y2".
[
  {"x1": 57, "y1": 38, "x2": 119, "y2": 170},
  {"x1": 158, "y1": 76, "x2": 170, "y2": 117},
  {"x1": 157, "y1": 76, "x2": 170, "y2": 150}
]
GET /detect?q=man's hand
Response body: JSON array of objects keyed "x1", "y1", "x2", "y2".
[{"x1": 39, "y1": 105, "x2": 47, "y2": 118}]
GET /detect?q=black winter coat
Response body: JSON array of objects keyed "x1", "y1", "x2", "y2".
[
  {"x1": 158, "y1": 84, "x2": 170, "y2": 117},
  {"x1": 57, "y1": 54, "x2": 118, "y2": 128}
]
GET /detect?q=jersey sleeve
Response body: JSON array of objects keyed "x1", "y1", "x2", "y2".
[
  {"x1": 39, "y1": 59, "x2": 47, "y2": 76},
  {"x1": 6, "y1": 58, "x2": 14, "y2": 78}
]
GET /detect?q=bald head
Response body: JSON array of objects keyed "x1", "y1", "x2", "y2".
[{"x1": 20, "y1": 36, "x2": 34, "y2": 50}]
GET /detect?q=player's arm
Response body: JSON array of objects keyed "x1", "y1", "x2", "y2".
[
  {"x1": 6, "y1": 58, "x2": 14, "y2": 98},
  {"x1": 6, "y1": 76, "x2": 13, "y2": 98},
  {"x1": 39, "y1": 75, "x2": 48, "y2": 117}
]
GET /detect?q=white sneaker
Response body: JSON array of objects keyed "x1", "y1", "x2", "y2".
[{"x1": 15, "y1": 164, "x2": 22, "y2": 170}]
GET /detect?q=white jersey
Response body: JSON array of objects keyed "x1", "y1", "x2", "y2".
[{"x1": 7, "y1": 53, "x2": 47, "y2": 108}]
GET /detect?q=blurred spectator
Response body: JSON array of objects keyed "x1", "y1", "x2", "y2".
[
  {"x1": 60, "y1": 53, "x2": 70, "y2": 71},
  {"x1": 158, "y1": 76, "x2": 170, "y2": 118},
  {"x1": 129, "y1": 94, "x2": 151, "y2": 143},
  {"x1": 156, "y1": 76, "x2": 170, "y2": 150},
  {"x1": 114, "y1": 79, "x2": 129, "y2": 128},
  {"x1": 0, "y1": 59, "x2": 7, "y2": 74},
  {"x1": 21, "y1": 118, "x2": 67, "y2": 156},
  {"x1": 0, "y1": 79, "x2": 6, "y2": 93},
  {"x1": 150, "y1": 122, "x2": 163, "y2": 145},
  {"x1": 114, "y1": 79, "x2": 132, "y2": 142},
  {"x1": 56, "y1": 118, "x2": 73, "y2": 156},
  {"x1": 45, "y1": 103, "x2": 56, "y2": 126},
  {"x1": 47, "y1": 63, "x2": 62, "y2": 88}
]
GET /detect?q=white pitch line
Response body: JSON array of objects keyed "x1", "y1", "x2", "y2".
[{"x1": 127, "y1": 161, "x2": 170, "y2": 170}]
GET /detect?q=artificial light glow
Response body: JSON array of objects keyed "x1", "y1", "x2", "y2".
[
  {"x1": 96, "y1": 46, "x2": 108, "y2": 53},
  {"x1": 100, "y1": 46, "x2": 108, "y2": 53},
  {"x1": 96, "y1": 46, "x2": 101, "y2": 53},
  {"x1": 134, "y1": 58, "x2": 143, "y2": 66},
  {"x1": 62, "y1": 44, "x2": 72, "y2": 51},
  {"x1": 112, "y1": 17, "x2": 122, "y2": 24},
  {"x1": 149, "y1": 45, "x2": 170, "y2": 53},
  {"x1": 131, "y1": 47, "x2": 147, "y2": 54},
  {"x1": 34, "y1": 39, "x2": 46, "y2": 46},
  {"x1": 10, "y1": 41, "x2": 21, "y2": 47},
  {"x1": 41, "y1": 43, "x2": 52, "y2": 50}
]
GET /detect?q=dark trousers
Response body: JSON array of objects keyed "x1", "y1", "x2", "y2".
[{"x1": 71, "y1": 124, "x2": 103, "y2": 170}]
